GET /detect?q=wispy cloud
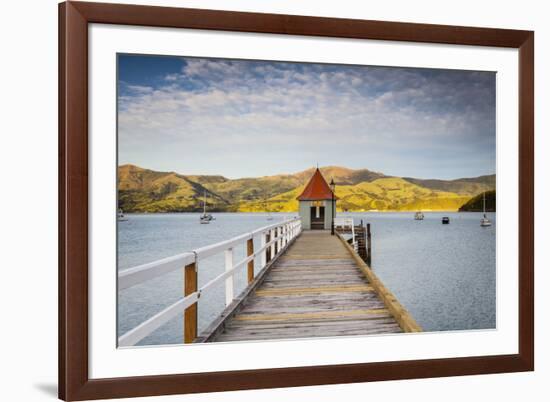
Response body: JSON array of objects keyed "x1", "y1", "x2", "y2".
[{"x1": 118, "y1": 56, "x2": 496, "y2": 179}]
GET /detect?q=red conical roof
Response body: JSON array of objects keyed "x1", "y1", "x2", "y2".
[{"x1": 296, "y1": 168, "x2": 337, "y2": 201}]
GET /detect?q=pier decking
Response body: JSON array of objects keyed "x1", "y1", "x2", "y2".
[{"x1": 210, "y1": 231, "x2": 402, "y2": 342}]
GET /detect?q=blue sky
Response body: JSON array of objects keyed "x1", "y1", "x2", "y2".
[{"x1": 118, "y1": 54, "x2": 496, "y2": 180}]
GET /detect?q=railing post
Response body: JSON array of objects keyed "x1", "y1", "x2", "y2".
[
  {"x1": 273, "y1": 228, "x2": 278, "y2": 255},
  {"x1": 247, "y1": 238, "x2": 254, "y2": 284},
  {"x1": 184, "y1": 262, "x2": 197, "y2": 344},
  {"x1": 225, "y1": 248, "x2": 234, "y2": 306},
  {"x1": 270, "y1": 228, "x2": 276, "y2": 258},
  {"x1": 274, "y1": 227, "x2": 279, "y2": 254},
  {"x1": 366, "y1": 223, "x2": 372, "y2": 266},
  {"x1": 289, "y1": 222, "x2": 293, "y2": 240},
  {"x1": 261, "y1": 231, "x2": 267, "y2": 268},
  {"x1": 265, "y1": 231, "x2": 271, "y2": 263}
]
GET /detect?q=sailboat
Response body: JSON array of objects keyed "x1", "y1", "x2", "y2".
[
  {"x1": 414, "y1": 211, "x2": 424, "y2": 220},
  {"x1": 200, "y1": 190, "x2": 214, "y2": 224},
  {"x1": 117, "y1": 208, "x2": 128, "y2": 222},
  {"x1": 480, "y1": 191, "x2": 492, "y2": 227}
]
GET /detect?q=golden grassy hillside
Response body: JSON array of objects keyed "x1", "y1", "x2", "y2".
[{"x1": 118, "y1": 164, "x2": 493, "y2": 213}]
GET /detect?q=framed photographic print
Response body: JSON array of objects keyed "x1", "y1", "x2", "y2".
[{"x1": 59, "y1": 1, "x2": 534, "y2": 400}]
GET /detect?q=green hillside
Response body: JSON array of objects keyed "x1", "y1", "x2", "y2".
[
  {"x1": 118, "y1": 165, "x2": 230, "y2": 212},
  {"x1": 459, "y1": 190, "x2": 496, "y2": 212},
  {"x1": 118, "y1": 164, "x2": 495, "y2": 213},
  {"x1": 402, "y1": 175, "x2": 495, "y2": 195}
]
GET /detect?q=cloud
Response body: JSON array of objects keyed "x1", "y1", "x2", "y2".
[
  {"x1": 126, "y1": 84, "x2": 154, "y2": 94},
  {"x1": 118, "y1": 57, "x2": 496, "y2": 178}
]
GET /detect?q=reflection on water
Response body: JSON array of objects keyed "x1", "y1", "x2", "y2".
[{"x1": 118, "y1": 212, "x2": 496, "y2": 346}]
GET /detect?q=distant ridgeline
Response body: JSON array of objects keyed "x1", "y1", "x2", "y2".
[
  {"x1": 458, "y1": 190, "x2": 496, "y2": 212},
  {"x1": 118, "y1": 164, "x2": 496, "y2": 213}
]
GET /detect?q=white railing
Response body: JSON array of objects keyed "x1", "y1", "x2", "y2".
[
  {"x1": 334, "y1": 217, "x2": 357, "y2": 250},
  {"x1": 118, "y1": 217, "x2": 302, "y2": 347}
]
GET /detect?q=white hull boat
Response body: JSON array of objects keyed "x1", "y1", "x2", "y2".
[{"x1": 480, "y1": 192, "x2": 492, "y2": 227}]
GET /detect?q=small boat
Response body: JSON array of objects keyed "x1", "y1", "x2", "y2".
[
  {"x1": 117, "y1": 208, "x2": 128, "y2": 222},
  {"x1": 414, "y1": 211, "x2": 424, "y2": 220},
  {"x1": 200, "y1": 190, "x2": 213, "y2": 224},
  {"x1": 480, "y1": 191, "x2": 492, "y2": 227},
  {"x1": 442, "y1": 217, "x2": 450, "y2": 224}
]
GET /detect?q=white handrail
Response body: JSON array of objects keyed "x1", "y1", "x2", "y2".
[
  {"x1": 118, "y1": 217, "x2": 302, "y2": 346},
  {"x1": 118, "y1": 218, "x2": 300, "y2": 290},
  {"x1": 118, "y1": 252, "x2": 195, "y2": 290}
]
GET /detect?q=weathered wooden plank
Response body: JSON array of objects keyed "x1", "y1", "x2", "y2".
[
  {"x1": 225, "y1": 320, "x2": 401, "y2": 333},
  {"x1": 269, "y1": 267, "x2": 361, "y2": 273},
  {"x1": 247, "y1": 292, "x2": 383, "y2": 305},
  {"x1": 262, "y1": 274, "x2": 365, "y2": 283},
  {"x1": 276, "y1": 259, "x2": 355, "y2": 266},
  {"x1": 254, "y1": 284, "x2": 373, "y2": 296},
  {"x1": 237, "y1": 301, "x2": 388, "y2": 315},
  {"x1": 260, "y1": 278, "x2": 367, "y2": 288},
  {"x1": 215, "y1": 325, "x2": 402, "y2": 342},
  {"x1": 227, "y1": 316, "x2": 398, "y2": 329},
  {"x1": 281, "y1": 255, "x2": 351, "y2": 260},
  {"x1": 271, "y1": 267, "x2": 360, "y2": 274},
  {"x1": 246, "y1": 296, "x2": 385, "y2": 307},
  {"x1": 233, "y1": 309, "x2": 389, "y2": 322},
  {"x1": 223, "y1": 323, "x2": 402, "y2": 338}
]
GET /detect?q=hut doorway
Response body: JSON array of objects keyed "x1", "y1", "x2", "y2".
[{"x1": 310, "y1": 206, "x2": 325, "y2": 230}]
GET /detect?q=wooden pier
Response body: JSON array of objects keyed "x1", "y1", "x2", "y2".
[
  {"x1": 118, "y1": 218, "x2": 420, "y2": 348},
  {"x1": 203, "y1": 230, "x2": 408, "y2": 342}
]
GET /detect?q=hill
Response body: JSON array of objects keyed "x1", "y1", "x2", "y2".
[
  {"x1": 118, "y1": 165, "x2": 230, "y2": 213},
  {"x1": 118, "y1": 164, "x2": 495, "y2": 213},
  {"x1": 458, "y1": 190, "x2": 496, "y2": 212},
  {"x1": 402, "y1": 175, "x2": 495, "y2": 195}
]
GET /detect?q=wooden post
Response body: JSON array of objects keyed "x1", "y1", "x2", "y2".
[
  {"x1": 247, "y1": 238, "x2": 254, "y2": 284},
  {"x1": 266, "y1": 232, "x2": 271, "y2": 263},
  {"x1": 366, "y1": 223, "x2": 372, "y2": 266},
  {"x1": 275, "y1": 227, "x2": 280, "y2": 254},
  {"x1": 184, "y1": 262, "x2": 197, "y2": 344},
  {"x1": 261, "y1": 232, "x2": 267, "y2": 268},
  {"x1": 225, "y1": 248, "x2": 234, "y2": 306},
  {"x1": 270, "y1": 228, "x2": 276, "y2": 258}
]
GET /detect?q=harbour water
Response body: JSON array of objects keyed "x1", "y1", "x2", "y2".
[{"x1": 118, "y1": 212, "x2": 496, "y2": 346}]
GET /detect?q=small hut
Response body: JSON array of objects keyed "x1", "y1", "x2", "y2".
[{"x1": 296, "y1": 168, "x2": 337, "y2": 230}]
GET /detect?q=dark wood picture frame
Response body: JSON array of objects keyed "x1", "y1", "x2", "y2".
[{"x1": 59, "y1": 1, "x2": 534, "y2": 400}]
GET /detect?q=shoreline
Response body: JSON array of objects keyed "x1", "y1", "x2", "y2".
[{"x1": 119, "y1": 210, "x2": 495, "y2": 215}]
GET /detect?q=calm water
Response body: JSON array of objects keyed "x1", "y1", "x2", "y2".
[{"x1": 118, "y1": 212, "x2": 496, "y2": 346}]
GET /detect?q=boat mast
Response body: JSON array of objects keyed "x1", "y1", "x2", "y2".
[
  {"x1": 203, "y1": 190, "x2": 207, "y2": 215},
  {"x1": 483, "y1": 191, "x2": 486, "y2": 215}
]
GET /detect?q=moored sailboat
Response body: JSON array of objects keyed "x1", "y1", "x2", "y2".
[
  {"x1": 480, "y1": 191, "x2": 492, "y2": 227},
  {"x1": 200, "y1": 190, "x2": 214, "y2": 224},
  {"x1": 117, "y1": 208, "x2": 128, "y2": 222}
]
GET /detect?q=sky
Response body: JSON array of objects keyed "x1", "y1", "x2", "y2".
[{"x1": 117, "y1": 54, "x2": 496, "y2": 180}]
